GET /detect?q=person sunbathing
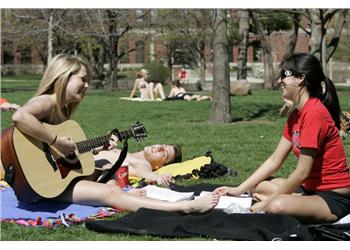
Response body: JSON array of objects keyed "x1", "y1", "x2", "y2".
[
  {"x1": 94, "y1": 144, "x2": 182, "y2": 186},
  {"x1": 166, "y1": 80, "x2": 212, "y2": 101},
  {"x1": 129, "y1": 69, "x2": 166, "y2": 101}
]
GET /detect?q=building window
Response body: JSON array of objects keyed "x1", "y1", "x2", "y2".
[
  {"x1": 119, "y1": 44, "x2": 129, "y2": 63},
  {"x1": 2, "y1": 50, "x2": 14, "y2": 64},
  {"x1": 228, "y1": 45, "x2": 234, "y2": 63},
  {"x1": 136, "y1": 41, "x2": 145, "y2": 63},
  {"x1": 21, "y1": 47, "x2": 32, "y2": 64}
]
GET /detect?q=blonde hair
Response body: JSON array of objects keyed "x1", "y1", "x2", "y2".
[
  {"x1": 136, "y1": 69, "x2": 148, "y2": 79},
  {"x1": 36, "y1": 54, "x2": 91, "y2": 121}
]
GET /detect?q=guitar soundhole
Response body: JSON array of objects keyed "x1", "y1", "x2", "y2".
[{"x1": 56, "y1": 155, "x2": 82, "y2": 179}]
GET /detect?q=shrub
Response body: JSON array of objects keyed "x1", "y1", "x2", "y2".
[{"x1": 144, "y1": 61, "x2": 170, "y2": 84}]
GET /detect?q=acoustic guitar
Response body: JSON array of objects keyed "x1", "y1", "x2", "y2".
[{"x1": 1, "y1": 120, "x2": 147, "y2": 203}]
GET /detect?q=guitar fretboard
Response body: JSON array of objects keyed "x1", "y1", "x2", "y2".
[
  {"x1": 76, "y1": 135, "x2": 110, "y2": 153},
  {"x1": 75, "y1": 129, "x2": 135, "y2": 154}
]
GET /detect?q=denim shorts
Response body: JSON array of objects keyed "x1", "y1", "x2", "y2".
[{"x1": 300, "y1": 188, "x2": 350, "y2": 220}]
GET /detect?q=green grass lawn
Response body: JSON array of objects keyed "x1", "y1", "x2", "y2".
[{"x1": 1, "y1": 76, "x2": 350, "y2": 240}]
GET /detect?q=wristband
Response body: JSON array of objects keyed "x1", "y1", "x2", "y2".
[{"x1": 50, "y1": 135, "x2": 58, "y2": 145}]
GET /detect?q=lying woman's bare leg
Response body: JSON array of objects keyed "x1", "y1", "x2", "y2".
[{"x1": 57, "y1": 180, "x2": 219, "y2": 213}]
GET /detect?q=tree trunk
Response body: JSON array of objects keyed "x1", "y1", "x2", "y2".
[
  {"x1": 198, "y1": 40, "x2": 206, "y2": 84},
  {"x1": 251, "y1": 11, "x2": 275, "y2": 89},
  {"x1": 325, "y1": 9, "x2": 348, "y2": 62},
  {"x1": 308, "y1": 9, "x2": 347, "y2": 75},
  {"x1": 285, "y1": 13, "x2": 300, "y2": 56},
  {"x1": 47, "y1": 11, "x2": 54, "y2": 63},
  {"x1": 107, "y1": 10, "x2": 118, "y2": 91},
  {"x1": 210, "y1": 10, "x2": 231, "y2": 124},
  {"x1": 237, "y1": 10, "x2": 249, "y2": 80},
  {"x1": 309, "y1": 9, "x2": 323, "y2": 61}
]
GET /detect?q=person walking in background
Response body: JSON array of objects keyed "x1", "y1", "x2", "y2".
[{"x1": 178, "y1": 67, "x2": 188, "y2": 84}]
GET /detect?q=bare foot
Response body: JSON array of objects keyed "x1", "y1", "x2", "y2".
[
  {"x1": 127, "y1": 188, "x2": 147, "y2": 197},
  {"x1": 252, "y1": 192, "x2": 268, "y2": 202},
  {"x1": 183, "y1": 193, "x2": 220, "y2": 213}
]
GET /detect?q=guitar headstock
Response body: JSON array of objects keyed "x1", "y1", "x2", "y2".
[
  {"x1": 130, "y1": 122, "x2": 147, "y2": 142},
  {"x1": 111, "y1": 122, "x2": 147, "y2": 142}
]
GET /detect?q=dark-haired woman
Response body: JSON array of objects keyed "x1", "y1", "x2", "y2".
[{"x1": 215, "y1": 53, "x2": 350, "y2": 223}]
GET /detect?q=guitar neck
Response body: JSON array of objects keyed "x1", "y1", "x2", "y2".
[
  {"x1": 75, "y1": 135, "x2": 109, "y2": 153},
  {"x1": 75, "y1": 129, "x2": 134, "y2": 154}
]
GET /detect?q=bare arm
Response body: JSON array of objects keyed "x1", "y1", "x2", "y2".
[
  {"x1": 250, "y1": 148, "x2": 315, "y2": 212},
  {"x1": 129, "y1": 162, "x2": 173, "y2": 186},
  {"x1": 148, "y1": 82, "x2": 155, "y2": 100},
  {"x1": 129, "y1": 80, "x2": 139, "y2": 98},
  {"x1": 238, "y1": 136, "x2": 293, "y2": 193},
  {"x1": 215, "y1": 136, "x2": 292, "y2": 196},
  {"x1": 11, "y1": 95, "x2": 75, "y2": 156},
  {"x1": 168, "y1": 88, "x2": 176, "y2": 98}
]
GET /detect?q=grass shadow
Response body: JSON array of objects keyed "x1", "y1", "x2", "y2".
[{"x1": 232, "y1": 103, "x2": 282, "y2": 122}]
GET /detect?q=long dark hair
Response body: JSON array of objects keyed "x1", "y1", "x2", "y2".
[{"x1": 281, "y1": 53, "x2": 341, "y2": 129}]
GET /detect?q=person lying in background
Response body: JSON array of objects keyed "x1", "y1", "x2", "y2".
[{"x1": 165, "y1": 80, "x2": 212, "y2": 101}]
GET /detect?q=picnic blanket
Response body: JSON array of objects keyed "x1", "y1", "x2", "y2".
[
  {"x1": 0, "y1": 184, "x2": 117, "y2": 228},
  {"x1": 86, "y1": 183, "x2": 350, "y2": 240},
  {"x1": 120, "y1": 97, "x2": 163, "y2": 101},
  {"x1": 86, "y1": 208, "x2": 314, "y2": 240}
]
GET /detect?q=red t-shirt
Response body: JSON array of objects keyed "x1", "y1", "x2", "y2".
[
  {"x1": 283, "y1": 97, "x2": 350, "y2": 191},
  {"x1": 0, "y1": 98, "x2": 8, "y2": 104},
  {"x1": 178, "y1": 70, "x2": 187, "y2": 79}
]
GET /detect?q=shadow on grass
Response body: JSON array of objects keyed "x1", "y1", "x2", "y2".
[{"x1": 232, "y1": 103, "x2": 282, "y2": 122}]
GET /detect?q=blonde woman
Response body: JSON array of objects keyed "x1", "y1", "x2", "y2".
[
  {"x1": 9, "y1": 54, "x2": 219, "y2": 213},
  {"x1": 129, "y1": 69, "x2": 166, "y2": 100}
]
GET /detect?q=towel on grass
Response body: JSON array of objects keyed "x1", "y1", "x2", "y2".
[
  {"x1": 0, "y1": 186, "x2": 117, "y2": 228},
  {"x1": 120, "y1": 97, "x2": 163, "y2": 101}
]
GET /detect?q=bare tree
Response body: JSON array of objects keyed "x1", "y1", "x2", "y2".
[
  {"x1": 180, "y1": 10, "x2": 213, "y2": 84},
  {"x1": 156, "y1": 9, "x2": 187, "y2": 80},
  {"x1": 237, "y1": 10, "x2": 249, "y2": 80},
  {"x1": 250, "y1": 10, "x2": 275, "y2": 89},
  {"x1": 307, "y1": 9, "x2": 348, "y2": 74},
  {"x1": 282, "y1": 9, "x2": 348, "y2": 74},
  {"x1": 210, "y1": 9, "x2": 231, "y2": 124},
  {"x1": 285, "y1": 12, "x2": 301, "y2": 56},
  {"x1": 67, "y1": 9, "x2": 149, "y2": 91},
  {"x1": 2, "y1": 9, "x2": 68, "y2": 66}
]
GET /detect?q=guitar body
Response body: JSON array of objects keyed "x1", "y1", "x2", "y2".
[{"x1": 1, "y1": 120, "x2": 95, "y2": 203}]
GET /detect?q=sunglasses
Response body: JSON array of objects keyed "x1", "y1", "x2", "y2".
[{"x1": 280, "y1": 69, "x2": 294, "y2": 80}]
